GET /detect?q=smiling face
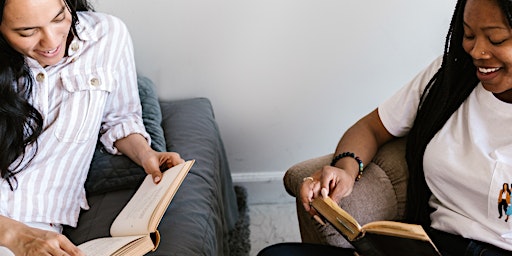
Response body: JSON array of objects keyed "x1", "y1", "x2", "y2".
[
  {"x1": 0, "y1": 0, "x2": 72, "y2": 67},
  {"x1": 462, "y1": 0, "x2": 512, "y2": 102}
]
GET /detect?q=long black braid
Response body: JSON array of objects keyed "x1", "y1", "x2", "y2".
[{"x1": 404, "y1": 0, "x2": 512, "y2": 225}]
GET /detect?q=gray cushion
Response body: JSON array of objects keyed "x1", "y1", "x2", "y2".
[{"x1": 137, "y1": 76, "x2": 166, "y2": 152}]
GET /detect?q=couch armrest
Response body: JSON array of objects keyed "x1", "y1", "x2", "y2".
[
  {"x1": 283, "y1": 137, "x2": 408, "y2": 247},
  {"x1": 157, "y1": 97, "x2": 239, "y2": 255}
]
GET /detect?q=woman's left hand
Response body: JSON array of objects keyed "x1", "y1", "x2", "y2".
[
  {"x1": 114, "y1": 134, "x2": 185, "y2": 184},
  {"x1": 140, "y1": 151, "x2": 185, "y2": 184}
]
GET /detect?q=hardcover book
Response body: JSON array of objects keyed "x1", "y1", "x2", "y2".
[
  {"x1": 311, "y1": 195, "x2": 441, "y2": 256},
  {"x1": 77, "y1": 160, "x2": 195, "y2": 256}
]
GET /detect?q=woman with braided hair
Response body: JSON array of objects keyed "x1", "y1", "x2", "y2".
[
  {"x1": 260, "y1": 0, "x2": 512, "y2": 255},
  {"x1": 0, "y1": 0, "x2": 183, "y2": 255}
]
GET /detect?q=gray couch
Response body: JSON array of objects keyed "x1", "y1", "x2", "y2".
[
  {"x1": 64, "y1": 77, "x2": 240, "y2": 255},
  {"x1": 283, "y1": 137, "x2": 408, "y2": 248}
]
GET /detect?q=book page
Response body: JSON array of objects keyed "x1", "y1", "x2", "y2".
[
  {"x1": 363, "y1": 221, "x2": 431, "y2": 241},
  {"x1": 110, "y1": 160, "x2": 194, "y2": 236},
  {"x1": 78, "y1": 235, "x2": 146, "y2": 256},
  {"x1": 311, "y1": 196, "x2": 362, "y2": 241}
]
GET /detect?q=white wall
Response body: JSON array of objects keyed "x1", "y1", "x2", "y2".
[{"x1": 94, "y1": 0, "x2": 455, "y2": 178}]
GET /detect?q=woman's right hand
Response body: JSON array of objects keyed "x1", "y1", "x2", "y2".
[
  {"x1": 1, "y1": 217, "x2": 84, "y2": 256},
  {"x1": 299, "y1": 165, "x2": 356, "y2": 216}
]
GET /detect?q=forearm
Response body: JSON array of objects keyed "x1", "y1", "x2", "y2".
[
  {"x1": 114, "y1": 133, "x2": 184, "y2": 184},
  {"x1": 114, "y1": 133, "x2": 153, "y2": 167},
  {"x1": 330, "y1": 108, "x2": 394, "y2": 180}
]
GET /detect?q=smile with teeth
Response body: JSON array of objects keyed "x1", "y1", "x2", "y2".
[
  {"x1": 43, "y1": 48, "x2": 58, "y2": 54},
  {"x1": 478, "y1": 67, "x2": 500, "y2": 74}
]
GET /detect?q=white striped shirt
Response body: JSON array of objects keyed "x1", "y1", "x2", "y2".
[{"x1": 0, "y1": 12, "x2": 150, "y2": 227}]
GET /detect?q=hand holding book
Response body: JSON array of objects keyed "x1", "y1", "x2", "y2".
[
  {"x1": 77, "y1": 160, "x2": 195, "y2": 256},
  {"x1": 311, "y1": 188, "x2": 441, "y2": 256}
]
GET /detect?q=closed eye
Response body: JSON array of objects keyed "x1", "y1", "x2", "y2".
[
  {"x1": 53, "y1": 10, "x2": 66, "y2": 23},
  {"x1": 18, "y1": 28, "x2": 37, "y2": 37},
  {"x1": 490, "y1": 39, "x2": 507, "y2": 45}
]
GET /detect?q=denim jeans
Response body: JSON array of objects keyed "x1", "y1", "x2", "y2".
[
  {"x1": 429, "y1": 228, "x2": 512, "y2": 256},
  {"x1": 438, "y1": 240, "x2": 511, "y2": 256},
  {"x1": 257, "y1": 228, "x2": 512, "y2": 256}
]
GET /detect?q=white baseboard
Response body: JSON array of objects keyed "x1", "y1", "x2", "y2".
[
  {"x1": 231, "y1": 171, "x2": 285, "y2": 183},
  {"x1": 232, "y1": 171, "x2": 296, "y2": 205}
]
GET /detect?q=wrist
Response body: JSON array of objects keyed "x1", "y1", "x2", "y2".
[
  {"x1": 0, "y1": 217, "x2": 21, "y2": 248},
  {"x1": 331, "y1": 152, "x2": 364, "y2": 181},
  {"x1": 330, "y1": 158, "x2": 358, "y2": 180}
]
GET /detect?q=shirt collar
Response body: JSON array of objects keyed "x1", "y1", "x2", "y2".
[{"x1": 74, "y1": 12, "x2": 99, "y2": 42}]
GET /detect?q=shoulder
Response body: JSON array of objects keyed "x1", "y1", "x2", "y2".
[
  {"x1": 77, "y1": 11, "x2": 126, "y2": 26},
  {"x1": 76, "y1": 12, "x2": 130, "y2": 38},
  {"x1": 427, "y1": 55, "x2": 443, "y2": 75},
  {"x1": 406, "y1": 55, "x2": 444, "y2": 92},
  {"x1": 418, "y1": 55, "x2": 443, "y2": 82}
]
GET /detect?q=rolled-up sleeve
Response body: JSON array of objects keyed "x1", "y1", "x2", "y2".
[{"x1": 99, "y1": 18, "x2": 150, "y2": 154}]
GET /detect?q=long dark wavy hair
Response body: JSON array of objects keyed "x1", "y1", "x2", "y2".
[
  {"x1": 0, "y1": 0, "x2": 93, "y2": 190},
  {"x1": 405, "y1": 0, "x2": 512, "y2": 225}
]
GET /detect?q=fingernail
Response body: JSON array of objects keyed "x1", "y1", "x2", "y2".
[
  {"x1": 321, "y1": 188, "x2": 328, "y2": 198},
  {"x1": 154, "y1": 176, "x2": 161, "y2": 183}
]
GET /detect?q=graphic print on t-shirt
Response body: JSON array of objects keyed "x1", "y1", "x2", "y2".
[
  {"x1": 489, "y1": 161, "x2": 512, "y2": 227},
  {"x1": 497, "y1": 182, "x2": 511, "y2": 222}
]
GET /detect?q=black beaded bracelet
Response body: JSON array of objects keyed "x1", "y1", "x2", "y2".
[{"x1": 330, "y1": 152, "x2": 364, "y2": 181}]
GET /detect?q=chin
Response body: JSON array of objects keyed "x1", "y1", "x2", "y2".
[
  {"x1": 36, "y1": 55, "x2": 64, "y2": 67},
  {"x1": 481, "y1": 82, "x2": 506, "y2": 93}
]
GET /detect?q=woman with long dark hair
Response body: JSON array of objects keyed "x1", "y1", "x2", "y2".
[
  {"x1": 0, "y1": 0, "x2": 183, "y2": 254},
  {"x1": 261, "y1": 0, "x2": 512, "y2": 255}
]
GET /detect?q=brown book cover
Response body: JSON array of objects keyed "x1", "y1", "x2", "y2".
[{"x1": 311, "y1": 196, "x2": 441, "y2": 256}]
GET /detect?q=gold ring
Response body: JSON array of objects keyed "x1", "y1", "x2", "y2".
[{"x1": 302, "y1": 176, "x2": 314, "y2": 182}]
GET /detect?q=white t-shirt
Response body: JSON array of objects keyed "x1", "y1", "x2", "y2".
[{"x1": 379, "y1": 56, "x2": 512, "y2": 251}]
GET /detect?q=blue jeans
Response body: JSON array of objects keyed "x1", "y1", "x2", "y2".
[
  {"x1": 257, "y1": 229, "x2": 512, "y2": 256},
  {"x1": 437, "y1": 240, "x2": 510, "y2": 256},
  {"x1": 429, "y1": 228, "x2": 512, "y2": 256}
]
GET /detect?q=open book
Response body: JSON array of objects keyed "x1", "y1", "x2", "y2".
[
  {"x1": 77, "y1": 160, "x2": 195, "y2": 256},
  {"x1": 311, "y1": 196, "x2": 441, "y2": 256}
]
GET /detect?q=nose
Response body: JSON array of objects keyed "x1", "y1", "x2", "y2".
[
  {"x1": 39, "y1": 28, "x2": 61, "y2": 50},
  {"x1": 468, "y1": 38, "x2": 490, "y2": 59}
]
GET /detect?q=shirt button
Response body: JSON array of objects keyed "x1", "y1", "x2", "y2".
[
  {"x1": 36, "y1": 73, "x2": 45, "y2": 82},
  {"x1": 90, "y1": 77, "x2": 100, "y2": 86},
  {"x1": 70, "y1": 42, "x2": 79, "y2": 52}
]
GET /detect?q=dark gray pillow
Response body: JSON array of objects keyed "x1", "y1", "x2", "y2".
[
  {"x1": 137, "y1": 76, "x2": 166, "y2": 152},
  {"x1": 84, "y1": 75, "x2": 166, "y2": 196}
]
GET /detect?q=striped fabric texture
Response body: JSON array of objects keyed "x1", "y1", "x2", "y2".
[{"x1": 0, "y1": 11, "x2": 149, "y2": 227}]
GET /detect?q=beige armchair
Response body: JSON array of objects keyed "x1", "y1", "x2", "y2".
[{"x1": 283, "y1": 137, "x2": 409, "y2": 248}]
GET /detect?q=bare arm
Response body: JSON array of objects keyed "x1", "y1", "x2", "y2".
[
  {"x1": 114, "y1": 133, "x2": 184, "y2": 183},
  {"x1": 300, "y1": 109, "x2": 395, "y2": 213},
  {"x1": 331, "y1": 108, "x2": 394, "y2": 180}
]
